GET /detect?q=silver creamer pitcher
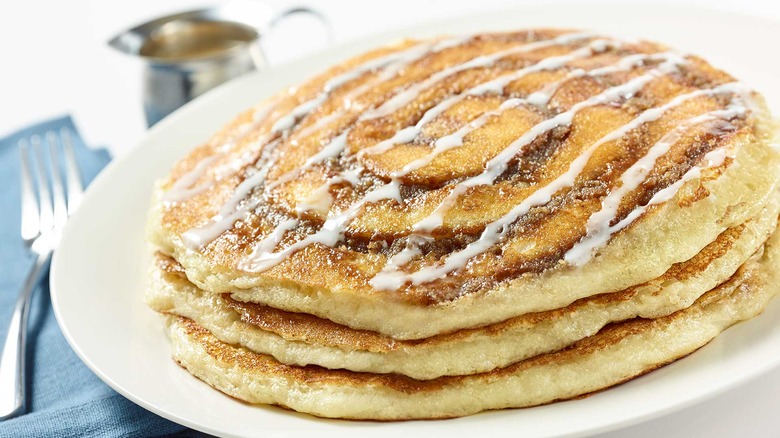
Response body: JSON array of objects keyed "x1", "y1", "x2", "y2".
[{"x1": 108, "y1": 3, "x2": 329, "y2": 126}]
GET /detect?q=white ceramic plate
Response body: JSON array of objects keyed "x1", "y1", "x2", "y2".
[{"x1": 51, "y1": 4, "x2": 780, "y2": 437}]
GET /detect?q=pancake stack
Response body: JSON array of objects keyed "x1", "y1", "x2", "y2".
[{"x1": 145, "y1": 29, "x2": 780, "y2": 420}]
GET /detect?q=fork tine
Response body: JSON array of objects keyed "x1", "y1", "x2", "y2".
[
  {"x1": 60, "y1": 128, "x2": 83, "y2": 215},
  {"x1": 31, "y1": 135, "x2": 54, "y2": 233},
  {"x1": 46, "y1": 132, "x2": 68, "y2": 229},
  {"x1": 19, "y1": 140, "x2": 40, "y2": 242}
]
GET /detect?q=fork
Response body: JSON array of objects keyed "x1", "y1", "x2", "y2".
[{"x1": 0, "y1": 130, "x2": 83, "y2": 421}]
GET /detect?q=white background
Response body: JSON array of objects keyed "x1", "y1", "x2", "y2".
[{"x1": 2, "y1": 0, "x2": 780, "y2": 436}]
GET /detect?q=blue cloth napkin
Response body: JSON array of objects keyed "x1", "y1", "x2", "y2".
[{"x1": 0, "y1": 116, "x2": 188, "y2": 437}]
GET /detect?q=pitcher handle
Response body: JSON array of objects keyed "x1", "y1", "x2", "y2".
[{"x1": 263, "y1": 6, "x2": 333, "y2": 62}]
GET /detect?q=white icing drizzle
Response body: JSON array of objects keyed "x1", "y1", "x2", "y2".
[
  {"x1": 359, "y1": 34, "x2": 605, "y2": 157},
  {"x1": 262, "y1": 38, "x2": 474, "y2": 195},
  {"x1": 177, "y1": 134, "x2": 341, "y2": 250},
  {"x1": 411, "y1": 55, "x2": 687, "y2": 233},
  {"x1": 360, "y1": 32, "x2": 595, "y2": 121},
  {"x1": 388, "y1": 244, "x2": 422, "y2": 267},
  {"x1": 564, "y1": 94, "x2": 748, "y2": 266},
  {"x1": 162, "y1": 102, "x2": 277, "y2": 204},
  {"x1": 374, "y1": 234, "x2": 437, "y2": 277},
  {"x1": 182, "y1": 37, "x2": 469, "y2": 249},
  {"x1": 168, "y1": 37, "x2": 475, "y2": 209},
  {"x1": 392, "y1": 51, "x2": 681, "y2": 180},
  {"x1": 295, "y1": 168, "x2": 363, "y2": 214},
  {"x1": 369, "y1": 76, "x2": 745, "y2": 290},
  {"x1": 266, "y1": 133, "x2": 349, "y2": 192},
  {"x1": 526, "y1": 51, "x2": 678, "y2": 107},
  {"x1": 162, "y1": 155, "x2": 220, "y2": 203},
  {"x1": 290, "y1": 111, "x2": 343, "y2": 140},
  {"x1": 270, "y1": 38, "x2": 468, "y2": 134},
  {"x1": 240, "y1": 176, "x2": 405, "y2": 272},
  {"x1": 181, "y1": 139, "x2": 281, "y2": 248},
  {"x1": 565, "y1": 146, "x2": 732, "y2": 266},
  {"x1": 185, "y1": 32, "x2": 747, "y2": 291},
  {"x1": 340, "y1": 39, "x2": 467, "y2": 110},
  {"x1": 245, "y1": 218, "x2": 300, "y2": 258},
  {"x1": 239, "y1": 35, "x2": 608, "y2": 269},
  {"x1": 263, "y1": 33, "x2": 594, "y2": 200},
  {"x1": 271, "y1": 97, "x2": 326, "y2": 133},
  {"x1": 240, "y1": 192, "x2": 371, "y2": 271},
  {"x1": 240, "y1": 46, "x2": 691, "y2": 276},
  {"x1": 296, "y1": 181, "x2": 338, "y2": 215}
]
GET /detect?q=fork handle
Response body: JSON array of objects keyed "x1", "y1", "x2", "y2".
[{"x1": 0, "y1": 251, "x2": 51, "y2": 421}]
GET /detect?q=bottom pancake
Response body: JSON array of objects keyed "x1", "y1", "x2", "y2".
[{"x1": 163, "y1": 228, "x2": 780, "y2": 420}]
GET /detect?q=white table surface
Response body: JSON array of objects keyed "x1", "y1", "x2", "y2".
[{"x1": 2, "y1": 0, "x2": 779, "y2": 436}]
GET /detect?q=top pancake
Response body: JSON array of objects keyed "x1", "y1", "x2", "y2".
[{"x1": 148, "y1": 29, "x2": 780, "y2": 339}]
